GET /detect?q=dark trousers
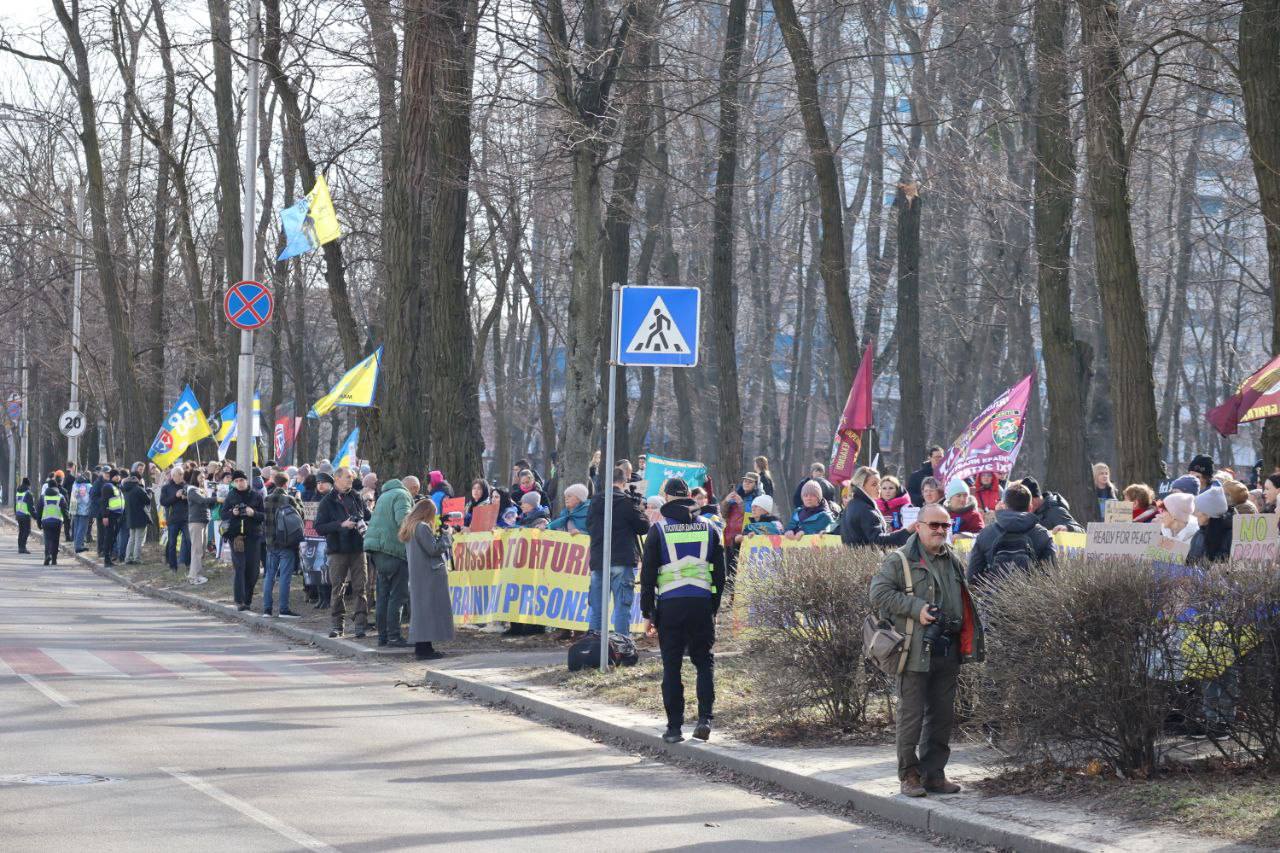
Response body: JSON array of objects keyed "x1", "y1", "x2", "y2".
[
  {"x1": 895, "y1": 646, "x2": 961, "y2": 781},
  {"x1": 16, "y1": 515, "x2": 31, "y2": 552},
  {"x1": 372, "y1": 553, "x2": 410, "y2": 643},
  {"x1": 656, "y1": 596, "x2": 716, "y2": 730},
  {"x1": 41, "y1": 520, "x2": 62, "y2": 562},
  {"x1": 96, "y1": 517, "x2": 106, "y2": 555},
  {"x1": 165, "y1": 521, "x2": 191, "y2": 570},
  {"x1": 231, "y1": 534, "x2": 262, "y2": 606},
  {"x1": 101, "y1": 516, "x2": 120, "y2": 563}
]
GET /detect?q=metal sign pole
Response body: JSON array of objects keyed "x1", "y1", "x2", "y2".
[
  {"x1": 600, "y1": 283, "x2": 621, "y2": 673},
  {"x1": 68, "y1": 184, "x2": 85, "y2": 468},
  {"x1": 235, "y1": 0, "x2": 261, "y2": 477}
]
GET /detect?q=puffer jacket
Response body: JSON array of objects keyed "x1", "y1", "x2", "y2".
[
  {"x1": 363, "y1": 479, "x2": 412, "y2": 560},
  {"x1": 1035, "y1": 491, "x2": 1083, "y2": 532},
  {"x1": 547, "y1": 500, "x2": 590, "y2": 533}
]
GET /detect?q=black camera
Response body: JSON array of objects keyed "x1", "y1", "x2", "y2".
[{"x1": 921, "y1": 606, "x2": 962, "y2": 657}]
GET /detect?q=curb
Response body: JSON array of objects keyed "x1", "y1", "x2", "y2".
[
  {"x1": 417, "y1": 667, "x2": 1085, "y2": 853},
  {"x1": 0, "y1": 512, "x2": 379, "y2": 661}
]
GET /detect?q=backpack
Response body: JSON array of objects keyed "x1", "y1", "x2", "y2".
[
  {"x1": 567, "y1": 631, "x2": 639, "y2": 671},
  {"x1": 988, "y1": 521, "x2": 1035, "y2": 574},
  {"x1": 274, "y1": 501, "x2": 305, "y2": 548}
]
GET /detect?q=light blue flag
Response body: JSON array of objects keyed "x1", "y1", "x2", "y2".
[
  {"x1": 643, "y1": 454, "x2": 707, "y2": 498},
  {"x1": 335, "y1": 428, "x2": 360, "y2": 469}
]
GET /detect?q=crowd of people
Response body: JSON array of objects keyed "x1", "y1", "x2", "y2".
[{"x1": 11, "y1": 444, "x2": 1272, "y2": 759}]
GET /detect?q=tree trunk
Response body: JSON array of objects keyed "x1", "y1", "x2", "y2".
[
  {"x1": 425, "y1": 0, "x2": 484, "y2": 482},
  {"x1": 770, "y1": 0, "x2": 858, "y2": 394},
  {"x1": 707, "y1": 0, "x2": 749, "y2": 490},
  {"x1": 1239, "y1": 0, "x2": 1280, "y2": 470},
  {"x1": 1034, "y1": 0, "x2": 1094, "y2": 519},
  {"x1": 1078, "y1": 0, "x2": 1163, "y2": 486},
  {"x1": 53, "y1": 0, "x2": 149, "y2": 459},
  {"x1": 206, "y1": 0, "x2": 244, "y2": 397},
  {"x1": 895, "y1": 186, "x2": 924, "y2": 467}
]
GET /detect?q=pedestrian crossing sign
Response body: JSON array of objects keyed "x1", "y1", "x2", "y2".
[{"x1": 617, "y1": 286, "x2": 700, "y2": 367}]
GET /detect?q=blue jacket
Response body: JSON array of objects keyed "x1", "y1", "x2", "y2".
[
  {"x1": 789, "y1": 506, "x2": 836, "y2": 535},
  {"x1": 547, "y1": 501, "x2": 590, "y2": 533}
]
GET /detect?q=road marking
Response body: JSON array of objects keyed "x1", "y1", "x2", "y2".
[
  {"x1": 161, "y1": 768, "x2": 339, "y2": 852},
  {"x1": 40, "y1": 648, "x2": 129, "y2": 678},
  {"x1": 0, "y1": 655, "x2": 78, "y2": 708},
  {"x1": 144, "y1": 652, "x2": 234, "y2": 680}
]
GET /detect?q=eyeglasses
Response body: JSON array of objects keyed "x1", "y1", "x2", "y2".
[{"x1": 923, "y1": 521, "x2": 951, "y2": 531}]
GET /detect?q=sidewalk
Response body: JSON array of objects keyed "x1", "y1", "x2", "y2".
[{"x1": 10, "y1": 513, "x2": 1260, "y2": 853}]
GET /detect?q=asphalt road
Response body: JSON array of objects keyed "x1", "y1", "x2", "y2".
[{"x1": 0, "y1": 530, "x2": 950, "y2": 852}]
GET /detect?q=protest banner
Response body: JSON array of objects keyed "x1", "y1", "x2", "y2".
[
  {"x1": 1104, "y1": 500, "x2": 1135, "y2": 523},
  {"x1": 302, "y1": 502, "x2": 320, "y2": 540},
  {"x1": 468, "y1": 502, "x2": 497, "y2": 532},
  {"x1": 737, "y1": 533, "x2": 843, "y2": 576},
  {"x1": 936, "y1": 374, "x2": 1033, "y2": 484},
  {"x1": 448, "y1": 528, "x2": 643, "y2": 631},
  {"x1": 642, "y1": 454, "x2": 706, "y2": 497},
  {"x1": 1231, "y1": 513, "x2": 1279, "y2": 562},
  {"x1": 951, "y1": 530, "x2": 1086, "y2": 557}
]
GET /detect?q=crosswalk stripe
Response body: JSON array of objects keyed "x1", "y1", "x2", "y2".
[
  {"x1": 0, "y1": 647, "x2": 69, "y2": 677},
  {"x1": 142, "y1": 652, "x2": 234, "y2": 681},
  {"x1": 40, "y1": 648, "x2": 129, "y2": 678}
]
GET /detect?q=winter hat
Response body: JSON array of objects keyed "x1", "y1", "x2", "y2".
[
  {"x1": 1223, "y1": 480, "x2": 1250, "y2": 508},
  {"x1": 752, "y1": 494, "x2": 775, "y2": 515},
  {"x1": 1188, "y1": 454, "x2": 1215, "y2": 478},
  {"x1": 1020, "y1": 476, "x2": 1041, "y2": 499},
  {"x1": 945, "y1": 477, "x2": 970, "y2": 500},
  {"x1": 1163, "y1": 492, "x2": 1195, "y2": 524},
  {"x1": 231, "y1": 470, "x2": 248, "y2": 482},
  {"x1": 1169, "y1": 475, "x2": 1201, "y2": 495},
  {"x1": 646, "y1": 495, "x2": 664, "y2": 511},
  {"x1": 359, "y1": 464, "x2": 372, "y2": 477},
  {"x1": 317, "y1": 460, "x2": 333, "y2": 475},
  {"x1": 519, "y1": 491, "x2": 541, "y2": 508},
  {"x1": 19, "y1": 477, "x2": 29, "y2": 488},
  {"x1": 564, "y1": 483, "x2": 589, "y2": 503},
  {"x1": 316, "y1": 472, "x2": 335, "y2": 486},
  {"x1": 664, "y1": 477, "x2": 691, "y2": 497},
  {"x1": 1194, "y1": 484, "x2": 1229, "y2": 519},
  {"x1": 429, "y1": 470, "x2": 444, "y2": 488}
]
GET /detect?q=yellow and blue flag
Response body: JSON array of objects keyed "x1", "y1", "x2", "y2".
[
  {"x1": 335, "y1": 428, "x2": 359, "y2": 469},
  {"x1": 278, "y1": 174, "x2": 342, "y2": 261},
  {"x1": 308, "y1": 347, "x2": 381, "y2": 418},
  {"x1": 148, "y1": 385, "x2": 213, "y2": 468},
  {"x1": 213, "y1": 395, "x2": 264, "y2": 459}
]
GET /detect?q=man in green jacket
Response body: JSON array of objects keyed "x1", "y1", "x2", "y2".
[
  {"x1": 364, "y1": 476, "x2": 415, "y2": 647},
  {"x1": 869, "y1": 503, "x2": 985, "y2": 798}
]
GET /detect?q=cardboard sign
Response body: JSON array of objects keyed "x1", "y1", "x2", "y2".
[
  {"x1": 468, "y1": 502, "x2": 498, "y2": 533},
  {"x1": 900, "y1": 506, "x2": 920, "y2": 530},
  {"x1": 441, "y1": 496, "x2": 467, "y2": 529},
  {"x1": 302, "y1": 501, "x2": 320, "y2": 540},
  {"x1": 1085, "y1": 522, "x2": 1188, "y2": 563},
  {"x1": 1231, "y1": 513, "x2": 1279, "y2": 562},
  {"x1": 1103, "y1": 500, "x2": 1135, "y2": 523}
]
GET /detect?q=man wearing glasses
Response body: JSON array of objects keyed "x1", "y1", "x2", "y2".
[{"x1": 870, "y1": 502, "x2": 986, "y2": 798}]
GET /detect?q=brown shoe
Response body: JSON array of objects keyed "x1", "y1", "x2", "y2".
[
  {"x1": 924, "y1": 774, "x2": 961, "y2": 794},
  {"x1": 900, "y1": 770, "x2": 926, "y2": 798}
]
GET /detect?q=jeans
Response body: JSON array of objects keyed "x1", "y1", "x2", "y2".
[
  {"x1": 115, "y1": 525, "x2": 130, "y2": 561},
  {"x1": 165, "y1": 522, "x2": 192, "y2": 571},
  {"x1": 371, "y1": 553, "x2": 409, "y2": 643},
  {"x1": 73, "y1": 515, "x2": 91, "y2": 551},
  {"x1": 263, "y1": 547, "x2": 297, "y2": 614},
  {"x1": 125, "y1": 527, "x2": 147, "y2": 563},
  {"x1": 895, "y1": 644, "x2": 961, "y2": 781},
  {"x1": 656, "y1": 596, "x2": 716, "y2": 730},
  {"x1": 231, "y1": 534, "x2": 262, "y2": 606},
  {"x1": 588, "y1": 565, "x2": 636, "y2": 635}
]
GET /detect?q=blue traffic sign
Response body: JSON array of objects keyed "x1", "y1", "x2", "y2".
[
  {"x1": 224, "y1": 280, "x2": 274, "y2": 331},
  {"x1": 617, "y1": 286, "x2": 700, "y2": 367}
]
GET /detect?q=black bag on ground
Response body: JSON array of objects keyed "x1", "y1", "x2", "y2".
[{"x1": 567, "y1": 631, "x2": 639, "y2": 671}]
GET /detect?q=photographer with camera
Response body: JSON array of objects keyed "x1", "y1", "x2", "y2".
[
  {"x1": 315, "y1": 467, "x2": 372, "y2": 639},
  {"x1": 223, "y1": 470, "x2": 266, "y2": 611},
  {"x1": 869, "y1": 503, "x2": 985, "y2": 798}
]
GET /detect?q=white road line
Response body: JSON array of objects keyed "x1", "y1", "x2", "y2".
[
  {"x1": 40, "y1": 648, "x2": 129, "y2": 678},
  {"x1": 143, "y1": 652, "x2": 233, "y2": 680},
  {"x1": 161, "y1": 768, "x2": 339, "y2": 853}
]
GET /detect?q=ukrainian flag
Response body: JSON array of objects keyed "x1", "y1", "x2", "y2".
[
  {"x1": 278, "y1": 174, "x2": 342, "y2": 261},
  {"x1": 214, "y1": 395, "x2": 264, "y2": 459},
  {"x1": 335, "y1": 428, "x2": 359, "y2": 469},
  {"x1": 308, "y1": 348, "x2": 381, "y2": 418},
  {"x1": 148, "y1": 386, "x2": 213, "y2": 468}
]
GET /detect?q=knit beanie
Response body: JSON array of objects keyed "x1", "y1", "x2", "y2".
[
  {"x1": 945, "y1": 477, "x2": 970, "y2": 500},
  {"x1": 1194, "y1": 484, "x2": 1229, "y2": 519},
  {"x1": 1164, "y1": 492, "x2": 1194, "y2": 524},
  {"x1": 752, "y1": 494, "x2": 775, "y2": 515},
  {"x1": 1169, "y1": 475, "x2": 1201, "y2": 495}
]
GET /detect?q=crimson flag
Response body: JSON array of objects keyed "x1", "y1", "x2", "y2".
[
  {"x1": 829, "y1": 340, "x2": 875, "y2": 484},
  {"x1": 1208, "y1": 354, "x2": 1280, "y2": 436}
]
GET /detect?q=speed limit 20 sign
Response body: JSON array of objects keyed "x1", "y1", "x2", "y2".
[{"x1": 59, "y1": 410, "x2": 87, "y2": 438}]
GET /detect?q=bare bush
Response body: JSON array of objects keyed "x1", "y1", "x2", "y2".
[
  {"x1": 737, "y1": 546, "x2": 888, "y2": 730},
  {"x1": 973, "y1": 557, "x2": 1183, "y2": 776}
]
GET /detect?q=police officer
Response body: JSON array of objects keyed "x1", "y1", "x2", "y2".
[
  {"x1": 13, "y1": 477, "x2": 34, "y2": 554},
  {"x1": 639, "y1": 477, "x2": 727, "y2": 744},
  {"x1": 100, "y1": 469, "x2": 126, "y2": 567},
  {"x1": 38, "y1": 479, "x2": 69, "y2": 565}
]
